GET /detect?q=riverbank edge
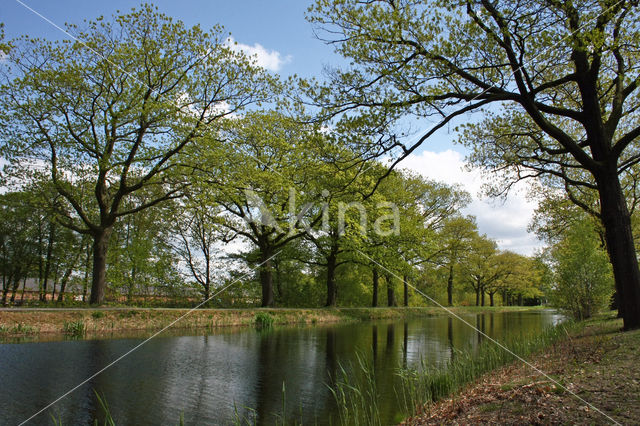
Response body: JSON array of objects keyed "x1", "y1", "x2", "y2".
[
  {"x1": 402, "y1": 313, "x2": 639, "y2": 424},
  {"x1": 0, "y1": 305, "x2": 545, "y2": 340}
]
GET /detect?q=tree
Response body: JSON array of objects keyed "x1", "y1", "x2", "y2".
[
  {"x1": 0, "y1": 192, "x2": 39, "y2": 305},
  {"x1": 192, "y1": 110, "x2": 325, "y2": 307},
  {"x1": 308, "y1": 0, "x2": 640, "y2": 329},
  {"x1": 437, "y1": 216, "x2": 478, "y2": 306},
  {"x1": 487, "y1": 251, "x2": 543, "y2": 307},
  {"x1": 550, "y1": 219, "x2": 614, "y2": 319},
  {"x1": 0, "y1": 5, "x2": 272, "y2": 304},
  {"x1": 383, "y1": 171, "x2": 471, "y2": 307},
  {"x1": 459, "y1": 235, "x2": 511, "y2": 306},
  {"x1": 295, "y1": 141, "x2": 374, "y2": 307},
  {"x1": 107, "y1": 195, "x2": 182, "y2": 302},
  {"x1": 172, "y1": 199, "x2": 224, "y2": 302}
]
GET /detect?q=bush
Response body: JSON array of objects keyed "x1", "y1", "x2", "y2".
[
  {"x1": 63, "y1": 320, "x2": 86, "y2": 337},
  {"x1": 550, "y1": 219, "x2": 613, "y2": 320},
  {"x1": 254, "y1": 312, "x2": 274, "y2": 329},
  {"x1": 91, "y1": 311, "x2": 105, "y2": 319}
]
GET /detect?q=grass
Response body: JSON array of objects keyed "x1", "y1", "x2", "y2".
[
  {"x1": 62, "y1": 320, "x2": 86, "y2": 337},
  {"x1": 329, "y1": 354, "x2": 381, "y2": 426},
  {"x1": 408, "y1": 313, "x2": 640, "y2": 424},
  {"x1": 51, "y1": 390, "x2": 186, "y2": 426},
  {"x1": 397, "y1": 321, "x2": 578, "y2": 416},
  {"x1": 92, "y1": 311, "x2": 105, "y2": 319},
  {"x1": 0, "y1": 322, "x2": 39, "y2": 336},
  {"x1": 329, "y1": 320, "x2": 579, "y2": 423},
  {"x1": 254, "y1": 312, "x2": 275, "y2": 329},
  {"x1": 0, "y1": 306, "x2": 548, "y2": 340}
]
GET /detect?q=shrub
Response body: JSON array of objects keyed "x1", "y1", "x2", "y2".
[
  {"x1": 254, "y1": 312, "x2": 274, "y2": 329},
  {"x1": 550, "y1": 219, "x2": 613, "y2": 320},
  {"x1": 63, "y1": 320, "x2": 86, "y2": 337},
  {"x1": 10, "y1": 323, "x2": 38, "y2": 335}
]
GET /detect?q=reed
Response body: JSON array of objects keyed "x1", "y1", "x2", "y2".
[
  {"x1": 253, "y1": 312, "x2": 275, "y2": 329},
  {"x1": 332, "y1": 321, "x2": 578, "y2": 422},
  {"x1": 63, "y1": 320, "x2": 86, "y2": 337},
  {"x1": 328, "y1": 354, "x2": 381, "y2": 426}
]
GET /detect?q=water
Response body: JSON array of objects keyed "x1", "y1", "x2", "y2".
[{"x1": 0, "y1": 310, "x2": 562, "y2": 425}]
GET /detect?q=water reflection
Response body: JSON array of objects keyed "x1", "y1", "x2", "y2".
[{"x1": 0, "y1": 310, "x2": 562, "y2": 425}]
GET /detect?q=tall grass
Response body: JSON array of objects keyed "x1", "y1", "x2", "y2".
[
  {"x1": 63, "y1": 320, "x2": 86, "y2": 337},
  {"x1": 333, "y1": 321, "x2": 578, "y2": 422},
  {"x1": 328, "y1": 354, "x2": 381, "y2": 426},
  {"x1": 254, "y1": 312, "x2": 275, "y2": 329},
  {"x1": 51, "y1": 390, "x2": 186, "y2": 426},
  {"x1": 0, "y1": 323, "x2": 39, "y2": 336}
]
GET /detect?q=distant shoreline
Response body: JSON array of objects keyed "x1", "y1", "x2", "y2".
[{"x1": 0, "y1": 306, "x2": 546, "y2": 342}]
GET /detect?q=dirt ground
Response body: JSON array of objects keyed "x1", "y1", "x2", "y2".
[{"x1": 404, "y1": 315, "x2": 640, "y2": 425}]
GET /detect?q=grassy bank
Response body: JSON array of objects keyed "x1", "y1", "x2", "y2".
[
  {"x1": 330, "y1": 317, "x2": 574, "y2": 425},
  {"x1": 0, "y1": 305, "x2": 543, "y2": 341},
  {"x1": 404, "y1": 312, "x2": 639, "y2": 424}
]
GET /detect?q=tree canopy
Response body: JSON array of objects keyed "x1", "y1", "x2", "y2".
[
  {"x1": 307, "y1": 0, "x2": 640, "y2": 329},
  {"x1": 0, "y1": 5, "x2": 274, "y2": 303}
]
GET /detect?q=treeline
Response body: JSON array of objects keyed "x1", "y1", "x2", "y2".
[
  {"x1": 0, "y1": 6, "x2": 544, "y2": 308},
  {"x1": 0, "y1": 177, "x2": 547, "y2": 308}
]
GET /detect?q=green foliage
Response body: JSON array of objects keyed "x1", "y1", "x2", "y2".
[
  {"x1": 8, "y1": 323, "x2": 38, "y2": 335},
  {"x1": 91, "y1": 311, "x2": 105, "y2": 319},
  {"x1": 254, "y1": 312, "x2": 275, "y2": 329},
  {"x1": 0, "y1": 323, "x2": 39, "y2": 336},
  {"x1": 549, "y1": 220, "x2": 614, "y2": 320},
  {"x1": 329, "y1": 354, "x2": 381, "y2": 426},
  {"x1": 0, "y1": 4, "x2": 275, "y2": 304},
  {"x1": 333, "y1": 321, "x2": 576, "y2": 422},
  {"x1": 63, "y1": 320, "x2": 86, "y2": 337}
]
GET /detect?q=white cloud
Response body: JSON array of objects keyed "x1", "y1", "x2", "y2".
[
  {"x1": 226, "y1": 36, "x2": 292, "y2": 72},
  {"x1": 400, "y1": 150, "x2": 543, "y2": 255}
]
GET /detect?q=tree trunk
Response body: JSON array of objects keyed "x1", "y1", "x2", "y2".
[
  {"x1": 387, "y1": 274, "x2": 396, "y2": 307},
  {"x1": 518, "y1": 293, "x2": 523, "y2": 306},
  {"x1": 372, "y1": 267, "x2": 379, "y2": 307},
  {"x1": 275, "y1": 260, "x2": 283, "y2": 304},
  {"x1": 20, "y1": 277, "x2": 26, "y2": 303},
  {"x1": 203, "y1": 277, "x2": 211, "y2": 302},
  {"x1": 41, "y1": 223, "x2": 56, "y2": 302},
  {"x1": 259, "y1": 249, "x2": 274, "y2": 307},
  {"x1": 1, "y1": 286, "x2": 8, "y2": 306},
  {"x1": 10, "y1": 273, "x2": 22, "y2": 303},
  {"x1": 89, "y1": 228, "x2": 111, "y2": 305},
  {"x1": 403, "y1": 274, "x2": 408, "y2": 307},
  {"x1": 127, "y1": 264, "x2": 137, "y2": 303},
  {"x1": 51, "y1": 265, "x2": 60, "y2": 301},
  {"x1": 325, "y1": 253, "x2": 337, "y2": 307},
  {"x1": 82, "y1": 241, "x2": 91, "y2": 302},
  {"x1": 596, "y1": 171, "x2": 640, "y2": 330},
  {"x1": 489, "y1": 292, "x2": 494, "y2": 307},
  {"x1": 57, "y1": 253, "x2": 79, "y2": 303},
  {"x1": 447, "y1": 264, "x2": 454, "y2": 306},
  {"x1": 481, "y1": 290, "x2": 485, "y2": 307},
  {"x1": 204, "y1": 251, "x2": 211, "y2": 302},
  {"x1": 475, "y1": 287, "x2": 480, "y2": 306}
]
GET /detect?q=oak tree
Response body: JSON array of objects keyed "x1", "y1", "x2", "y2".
[
  {"x1": 0, "y1": 6, "x2": 272, "y2": 303},
  {"x1": 308, "y1": 0, "x2": 640, "y2": 328}
]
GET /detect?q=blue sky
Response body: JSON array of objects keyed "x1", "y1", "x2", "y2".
[
  {"x1": 3, "y1": 1, "x2": 332, "y2": 78},
  {"x1": 2, "y1": 0, "x2": 456, "y2": 152},
  {"x1": 1, "y1": 1, "x2": 542, "y2": 254}
]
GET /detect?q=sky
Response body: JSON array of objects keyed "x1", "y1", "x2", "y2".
[{"x1": 1, "y1": 0, "x2": 543, "y2": 255}]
